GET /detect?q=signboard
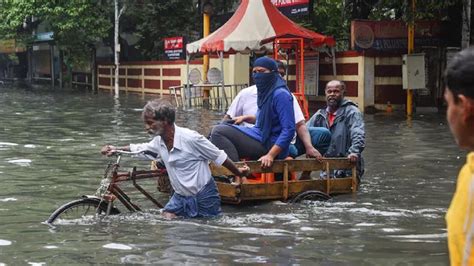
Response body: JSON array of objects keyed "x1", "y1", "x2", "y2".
[
  {"x1": 0, "y1": 39, "x2": 17, "y2": 54},
  {"x1": 0, "y1": 39, "x2": 26, "y2": 53},
  {"x1": 216, "y1": 0, "x2": 309, "y2": 23},
  {"x1": 351, "y1": 20, "x2": 441, "y2": 51},
  {"x1": 35, "y1": 31, "x2": 54, "y2": 42},
  {"x1": 271, "y1": 0, "x2": 309, "y2": 16},
  {"x1": 164, "y1": 36, "x2": 185, "y2": 60},
  {"x1": 32, "y1": 43, "x2": 50, "y2": 51},
  {"x1": 304, "y1": 55, "x2": 319, "y2": 96}
]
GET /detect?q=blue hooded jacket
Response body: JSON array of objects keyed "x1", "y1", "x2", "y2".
[{"x1": 236, "y1": 57, "x2": 295, "y2": 159}]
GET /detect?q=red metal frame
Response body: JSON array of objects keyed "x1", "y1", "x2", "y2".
[{"x1": 273, "y1": 37, "x2": 309, "y2": 119}]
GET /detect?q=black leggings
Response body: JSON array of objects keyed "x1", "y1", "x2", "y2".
[{"x1": 209, "y1": 124, "x2": 267, "y2": 162}]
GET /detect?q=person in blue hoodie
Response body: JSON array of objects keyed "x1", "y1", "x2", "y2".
[
  {"x1": 306, "y1": 80, "x2": 365, "y2": 179},
  {"x1": 210, "y1": 57, "x2": 295, "y2": 170}
]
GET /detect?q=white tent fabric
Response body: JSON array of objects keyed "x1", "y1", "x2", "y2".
[
  {"x1": 187, "y1": 0, "x2": 273, "y2": 53},
  {"x1": 186, "y1": 0, "x2": 334, "y2": 54}
]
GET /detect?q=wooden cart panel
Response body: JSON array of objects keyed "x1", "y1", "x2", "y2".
[{"x1": 211, "y1": 158, "x2": 357, "y2": 204}]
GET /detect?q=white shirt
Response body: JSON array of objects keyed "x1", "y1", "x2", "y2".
[
  {"x1": 226, "y1": 85, "x2": 305, "y2": 143},
  {"x1": 226, "y1": 85, "x2": 259, "y2": 127},
  {"x1": 130, "y1": 125, "x2": 227, "y2": 196},
  {"x1": 227, "y1": 85, "x2": 305, "y2": 126}
]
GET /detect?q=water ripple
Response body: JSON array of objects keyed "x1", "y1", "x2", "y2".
[
  {"x1": 103, "y1": 243, "x2": 133, "y2": 250},
  {"x1": 7, "y1": 159, "x2": 32, "y2": 166},
  {"x1": 0, "y1": 239, "x2": 12, "y2": 246}
]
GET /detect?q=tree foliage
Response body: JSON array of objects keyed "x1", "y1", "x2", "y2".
[
  {"x1": 121, "y1": 0, "x2": 247, "y2": 60},
  {"x1": 122, "y1": 1, "x2": 201, "y2": 60},
  {"x1": 358, "y1": 0, "x2": 460, "y2": 21},
  {"x1": 0, "y1": 0, "x2": 111, "y2": 66},
  {"x1": 0, "y1": 1, "x2": 35, "y2": 42},
  {"x1": 294, "y1": 0, "x2": 461, "y2": 49},
  {"x1": 0, "y1": 0, "x2": 463, "y2": 64},
  {"x1": 293, "y1": 0, "x2": 349, "y2": 50}
]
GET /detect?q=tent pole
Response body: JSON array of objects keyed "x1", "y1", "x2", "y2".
[
  {"x1": 300, "y1": 38, "x2": 309, "y2": 119},
  {"x1": 185, "y1": 53, "x2": 190, "y2": 109},
  {"x1": 300, "y1": 38, "x2": 304, "y2": 94},
  {"x1": 331, "y1": 46, "x2": 337, "y2": 77},
  {"x1": 219, "y1": 51, "x2": 226, "y2": 109},
  {"x1": 273, "y1": 40, "x2": 278, "y2": 60}
]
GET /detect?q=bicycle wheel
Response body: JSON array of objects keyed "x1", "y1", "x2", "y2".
[{"x1": 46, "y1": 197, "x2": 120, "y2": 224}]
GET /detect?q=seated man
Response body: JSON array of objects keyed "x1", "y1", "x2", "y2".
[
  {"x1": 101, "y1": 99, "x2": 249, "y2": 219},
  {"x1": 306, "y1": 80, "x2": 365, "y2": 179},
  {"x1": 222, "y1": 60, "x2": 331, "y2": 160}
]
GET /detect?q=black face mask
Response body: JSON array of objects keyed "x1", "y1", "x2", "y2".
[{"x1": 252, "y1": 72, "x2": 275, "y2": 92}]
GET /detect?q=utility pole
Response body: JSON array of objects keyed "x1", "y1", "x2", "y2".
[
  {"x1": 201, "y1": 0, "x2": 213, "y2": 107},
  {"x1": 462, "y1": 0, "x2": 471, "y2": 48},
  {"x1": 406, "y1": 0, "x2": 415, "y2": 116},
  {"x1": 201, "y1": 0, "x2": 213, "y2": 83},
  {"x1": 114, "y1": 0, "x2": 126, "y2": 97}
]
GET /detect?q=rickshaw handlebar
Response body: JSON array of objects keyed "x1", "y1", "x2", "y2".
[{"x1": 110, "y1": 149, "x2": 159, "y2": 161}]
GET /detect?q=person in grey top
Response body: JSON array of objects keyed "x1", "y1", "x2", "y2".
[{"x1": 306, "y1": 80, "x2": 365, "y2": 179}]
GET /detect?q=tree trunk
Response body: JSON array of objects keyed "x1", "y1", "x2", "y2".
[
  {"x1": 114, "y1": 0, "x2": 120, "y2": 97},
  {"x1": 462, "y1": 0, "x2": 471, "y2": 48},
  {"x1": 27, "y1": 47, "x2": 32, "y2": 83},
  {"x1": 91, "y1": 47, "x2": 97, "y2": 93},
  {"x1": 50, "y1": 44, "x2": 55, "y2": 88},
  {"x1": 59, "y1": 49, "x2": 63, "y2": 89},
  {"x1": 308, "y1": 0, "x2": 314, "y2": 22}
]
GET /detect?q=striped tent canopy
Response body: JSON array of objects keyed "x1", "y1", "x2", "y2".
[{"x1": 186, "y1": 0, "x2": 335, "y2": 54}]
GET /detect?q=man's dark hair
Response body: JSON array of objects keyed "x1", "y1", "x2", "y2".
[
  {"x1": 326, "y1": 80, "x2": 346, "y2": 91},
  {"x1": 143, "y1": 99, "x2": 175, "y2": 124},
  {"x1": 276, "y1": 60, "x2": 287, "y2": 78},
  {"x1": 444, "y1": 47, "x2": 474, "y2": 101},
  {"x1": 276, "y1": 60, "x2": 286, "y2": 72}
]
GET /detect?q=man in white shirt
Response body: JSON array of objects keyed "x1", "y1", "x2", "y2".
[
  {"x1": 223, "y1": 84, "x2": 259, "y2": 127},
  {"x1": 222, "y1": 60, "x2": 331, "y2": 161},
  {"x1": 102, "y1": 99, "x2": 249, "y2": 219}
]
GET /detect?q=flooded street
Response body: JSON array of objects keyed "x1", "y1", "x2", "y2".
[{"x1": 0, "y1": 85, "x2": 465, "y2": 265}]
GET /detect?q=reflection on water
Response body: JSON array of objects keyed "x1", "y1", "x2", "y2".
[{"x1": 0, "y1": 85, "x2": 464, "y2": 264}]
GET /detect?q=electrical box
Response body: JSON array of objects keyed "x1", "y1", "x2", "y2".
[{"x1": 402, "y1": 53, "x2": 426, "y2": 90}]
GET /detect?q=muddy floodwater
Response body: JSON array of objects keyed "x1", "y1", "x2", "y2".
[{"x1": 0, "y1": 85, "x2": 465, "y2": 264}]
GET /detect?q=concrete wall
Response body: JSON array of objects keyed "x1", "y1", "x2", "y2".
[
  {"x1": 209, "y1": 53, "x2": 250, "y2": 99},
  {"x1": 373, "y1": 56, "x2": 404, "y2": 110},
  {"x1": 97, "y1": 53, "x2": 250, "y2": 106},
  {"x1": 98, "y1": 51, "x2": 410, "y2": 113},
  {"x1": 315, "y1": 51, "x2": 405, "y2": 113},
  {"x1": 98, "y1": 60, "x2": 191, "y2": 95},
  {"x1": 317, "y1": 51, "x2": 365, "y2": 112}
]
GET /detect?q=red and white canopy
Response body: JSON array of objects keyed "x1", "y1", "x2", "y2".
[{"x1": 186, "y1": 0, "x2": 335, "y2": 54}]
